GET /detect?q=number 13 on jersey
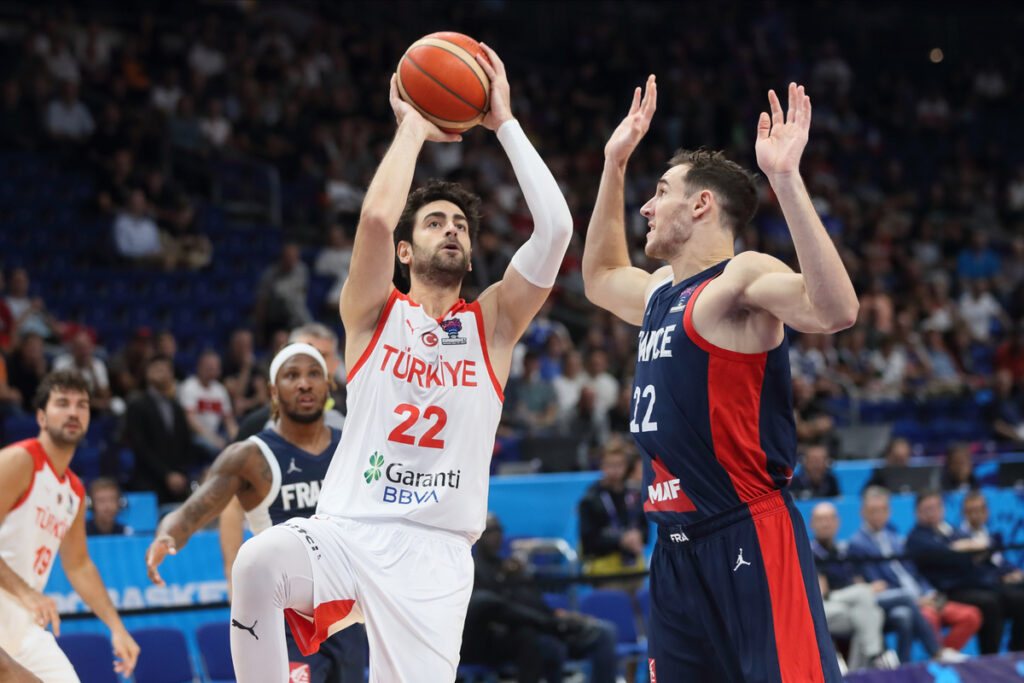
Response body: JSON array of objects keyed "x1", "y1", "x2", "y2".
[
  {"x1": 630, "y1": 384, "x2": 658, "y2": 433},
  {"x1": 388, "y1": 403, "x2": 448, "y2": 449}
]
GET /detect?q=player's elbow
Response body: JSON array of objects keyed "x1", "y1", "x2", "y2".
[
  {"x1": 552, "y1": 205, "x2": 574, "y2": 242},
  {"x1": 819, "y1": 301, "x2": 859, "y2": 333},
  {"x1": 357, "y1": 210, "x2": 394, "y2": 235}
]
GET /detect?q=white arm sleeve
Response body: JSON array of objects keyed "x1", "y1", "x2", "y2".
[{"x1": 497, "y1": 119, "x2": 573, "y2": 288}]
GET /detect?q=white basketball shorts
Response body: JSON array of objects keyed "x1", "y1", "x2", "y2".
[
  {"x1": 4, "y1": 624, "x2": 79, "y2": 682},
  {"x1": 279, "y1": 515, "x2": 474, "y2": 683}
]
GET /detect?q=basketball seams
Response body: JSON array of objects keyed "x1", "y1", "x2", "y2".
[
  {"x1": 396, "y1": 35, "x2": 491, "y2": 132},
  {"x1": 396, "y1": 73, "x2": 482, "y2": 130},
  {"x1": 408, "y1": 38, "x2": 490, "y2": 109},
  {"x1": 405, "y1": 53, "x2": 484, "y2": 117}
]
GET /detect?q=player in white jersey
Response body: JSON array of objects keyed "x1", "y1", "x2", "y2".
[
  {"x1": 229, "y1": 43, "x2": 573, "y2": 682},
  {"x1": 0, "y1": 370, "x2": 140, "y2": 681}
]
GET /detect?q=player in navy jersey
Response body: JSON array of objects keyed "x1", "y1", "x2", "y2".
[
  {"x1": 145, "y1": 344, "x2": 367, "y2": 682},
  {"x1": 582, "y1": 77, "x2": 859, "y2": 681}
]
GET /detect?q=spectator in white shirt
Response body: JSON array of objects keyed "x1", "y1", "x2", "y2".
[
  {"x1": 178, "y1": 350, "x2": 237, "y2": 457},
  {"x1": 4, "y1": 267, "x2": 58, "y2": 341},
  {"x1": 45, "y1": 37, "x2": 80, "y2": 84},
  {"x1": 187, "y1": 27, "x2": 226, "y2": 78},
  {"x1": 150, "y1": 68, "x2": 183, "y2": 116},
  {"x1": 53, "y1": 331, "x2": 112, "y2": 412},
  {"x1": 553, "y1": 350, "x2": 586, "y2": 422},
  {"x1": 314, "y1": 225, "x2": 353, "y2": 310},
  {"x1": 583, "y1": 349, "x2": 619, "y2": 421},
  {"x1": 113, "y1": 189, "x2": 169, "y2": 268},
  {"x1": 73, "y1": 20, "x2": 116, "y2": 78},
  {"x1": 199, "y1": 98, "x2": 231, "y2": 148},
  {"x1": 868, "y1": 335, "x2": 908, "y2": 399},
  {"x1": 45, "y1": 80, "x2": 94, "y2": 141},
  {"x1": 958, "y1": 277, "x2": 1007, "y2": 343}
]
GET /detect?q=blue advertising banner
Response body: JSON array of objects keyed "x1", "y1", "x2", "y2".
[{"x1": 46, "y1": 531, "x2": 228, "y2": 612}]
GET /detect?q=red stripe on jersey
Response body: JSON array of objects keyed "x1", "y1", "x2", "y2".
[
  {"x1": 752, "y1": 494, "x2": 825, "y2": 683},
  {"x1": 707, "y1": 354, "x2": 774, "y2": 500},
  {"x1": 8, "y1": 439, "x2": 44, "y2": 511},
  {"x1": 470, "y1": 302, "x2": 504, "y2": 402},
  {"x1": 347, "y1": 289, "x2": 400, "y2": 383},
  {"x1": 683, "y1": 277, "x2": 774, "y2": 501},
  {"x1": 68, "y1": 468, "x2": 85, "y2": 500},
  {"x1": 682, "y1": 278, "x2": 767, "y2": 364},
  {"x1": 284, "y1": 599, "x2": 355, "y2": 657}
]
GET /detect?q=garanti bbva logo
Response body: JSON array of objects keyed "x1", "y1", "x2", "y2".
[{"x1": 364, "y1": 452, "x2": 384, "y2": 483}]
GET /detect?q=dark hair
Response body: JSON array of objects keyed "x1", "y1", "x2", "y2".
[
  {"x1": 668, "y1": 148, "x2": 758, "y2": 236},
  {"x1": 89, "y1": 476, "x2": 120, "y2": 496},
  {"x1": 147, "y1": 354, "x2": 174, "y2": 369},
  {"x1": 33, "y1": 370, "x2": 91, "y2": 411},
  {"x1": 914, "y1": 489, "x2": 943, "y2": 509},
  {"x1": 962, "y1": 489, "x2": 986, "y2": 506},
  {"x1": 393, "y1": 179, "x2": 481, "y2": 281}
]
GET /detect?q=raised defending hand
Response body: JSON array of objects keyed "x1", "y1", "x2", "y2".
[
  {"x1": 755, "y1": 82, "x2": 811, "y2": 179},
  {"x1": 388, "y1": 74, "x2": 462, "y2": 143},
  {"x1": 605, "y1": 75, "x2": 657, "y2": 165},
  {"x1": 475, "y1": 43, "x2": 513, "y2": 131},
  {"x1": 144, "y1": 534, "x2": 177, "y2": 586}
]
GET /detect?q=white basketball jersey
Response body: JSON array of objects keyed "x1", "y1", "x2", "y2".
[
  {"x1": 0, "y1": 438, "x2": 83, "y2": 647},
  {"x1": 317, "y1": 289, "x2": 504, "y2": 542}
]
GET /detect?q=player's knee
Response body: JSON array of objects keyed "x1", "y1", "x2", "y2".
[{"x1": 232, "y1": 533, "x2": 280, "y2": 596}]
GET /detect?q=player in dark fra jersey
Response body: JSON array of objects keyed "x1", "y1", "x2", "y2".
[{"x1": 582, "y1": 78, "x2": 858, "y2": 681}]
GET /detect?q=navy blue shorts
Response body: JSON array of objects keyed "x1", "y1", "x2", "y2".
[
  {"x1": 286, "y1": 623, "x2": 367, "y2": 683},
  {"x1": 647, "y1": 491, "x2": 841, "y2": 683}
]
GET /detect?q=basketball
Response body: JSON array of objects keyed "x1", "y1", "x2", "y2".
[{"x1": 396, "y1": 32, "x2": 491, "y2": 133}]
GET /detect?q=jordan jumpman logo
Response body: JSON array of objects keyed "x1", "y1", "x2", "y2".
[
  {"x1": 231, "y1": 618, "x2": 259, "y2": 640},
  {"x1": 733, "y1": 548, "x2": 752, "y2": 572},
  {"x1": 287, "y1": 458, "x2": 302, "y2": 474}
]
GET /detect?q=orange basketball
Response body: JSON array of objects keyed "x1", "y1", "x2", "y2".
[{"x1": 396, "y1": 32, "x2": 491, "y2": 133}]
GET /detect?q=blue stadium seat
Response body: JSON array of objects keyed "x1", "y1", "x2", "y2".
[
  {"x1": 73, "y1": 446, "x2": 101, "y2": 483},
  {"x1": 3, "y1": 414, "x2": 38, "y2": 444},
  {"x1": 636, "y1": 586, "x2": 650, "y2": 629},
  {"x1": 196, "y1": 621, "x2": 235, "y2": 682},
  {"x1": 57, "y1": 632, "x2": 119, "y2": 683},
  {"x1": 578, "y1": 589, "x2": 646, "y2": 657},
  {"x1": 543, "y1": 592, "x2": 571, "y2": 611},
  {"x1": 130, "y1": 626, "x2": 195, "y2": 683},
  {"x1": 84, "y1": 415, "x2": 116, "y2": 450}
]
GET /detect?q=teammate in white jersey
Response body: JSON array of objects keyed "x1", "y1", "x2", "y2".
[
  {"x1": 229, "y1": 43, "x2": 573, "y2": 682},
  {"x1": 0, "y1": 370, "x2": 140, "y2": 681}
]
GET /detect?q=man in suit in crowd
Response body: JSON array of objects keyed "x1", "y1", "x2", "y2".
[
  {"x1": 906, "y1": 490, "x2": 1024, "y2": 654},
  {"x1": 848, "y1": 486, "x2": 976, "y2": 661},
  {"x1": 123, "y1": 355, "x2": 199, "y2": 503}
]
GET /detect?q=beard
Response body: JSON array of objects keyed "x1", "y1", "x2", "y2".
[
  {"x1": 45, "y1": 420, "x2": 86, "y2": 448},
  {"x1": 644, "y1": 215, "x2": 690, "y2": 260},
  {"x1": 281, "y1": 404, "x2": 325, "y2": 424},
  {"x1": 410, "y1": 242, "x2": 470, "y2": 289}
]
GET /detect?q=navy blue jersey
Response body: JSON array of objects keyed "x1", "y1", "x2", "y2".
[
  {"x1": 632, "y1": 259, "x2": 798, "y2": 527},
  {"x1": 245, "y1": 427, "x2": 342, "y2": 531}
]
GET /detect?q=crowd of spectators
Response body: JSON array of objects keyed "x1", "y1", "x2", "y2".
[
  {"x1": 1, "y1": 2, "x2": 1023, "y2": 475},
  {"x1": 2, "y1": 3, "x2": 1024, "y2": 669}
]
